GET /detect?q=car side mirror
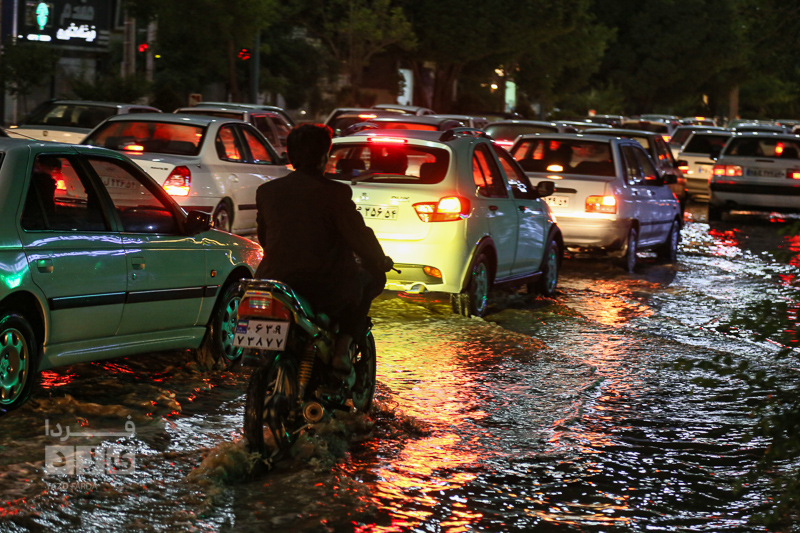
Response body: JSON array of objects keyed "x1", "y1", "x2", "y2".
[
  {"x1": 536, "y1": 180, "x2": 555, "y2": 198},
  {"x1": 185, "y1": 209, "x2": 212, "y2": 234}
]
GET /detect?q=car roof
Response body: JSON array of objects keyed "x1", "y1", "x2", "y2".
[
  {"x1": 42, "y1": 100, "x2": 159, "y2": 109},
  {"x1": 488, "y1": 119, "x2": 560, "y2": 127},
  {"x1": 513, "y1": 132, "x2": 637, "y2": 144},
  {"x1": 368, "y1": 115, "x2": 463, "y2": 126},
  {"x1": 729, "y1": 131, "x2": 800, "y2": 139},
  {"x1": 333, "y1": 127, "x2": 485, "y2": 144},
  {"x1": 99, "y1": 112, "x2": 233, "y2": 126},
  {"x1": 586, "y1": 128, "x2": 659, "y2": 137},
  {"x1": 372, "y1": 104, "x2": 435, "y2": 114}
]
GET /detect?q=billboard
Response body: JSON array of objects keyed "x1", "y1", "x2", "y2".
[{"x1": 18, "y1": 0, "x2": 111, "y2": 49}]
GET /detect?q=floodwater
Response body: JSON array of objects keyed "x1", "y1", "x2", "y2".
[{"x1": 1, "y1": 201, "x2": 799, "y2": 532}]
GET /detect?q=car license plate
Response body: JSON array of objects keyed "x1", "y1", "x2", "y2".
[
  {"x1": 746, "y1": 168, "x2": 785, "y2": 178},
  {"x1": 233, "y1": 319, "x2": 289, "y2": 349},
  {"x1": 543, "y1": 195, "x2": 569, "y2": 208},
  {"x1": 357, "y1": 204, "x2": 398, "y2": 219}
]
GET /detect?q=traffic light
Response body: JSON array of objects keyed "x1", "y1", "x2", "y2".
[{"x1": 238, "y1": 48, "x2": 250, "y2": 61}]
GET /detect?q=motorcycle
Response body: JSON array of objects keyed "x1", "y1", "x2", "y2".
[{"x1": 235, "y1": 277, "x2": 381, "y2": 460}]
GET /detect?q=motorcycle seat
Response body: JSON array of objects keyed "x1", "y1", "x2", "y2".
[{"x1": 295, "y1": 294, "x2": 333, "y2": 330}]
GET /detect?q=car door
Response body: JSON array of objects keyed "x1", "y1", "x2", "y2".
[
  {"x1": 472, "y1": 142, "x2": 518, "y2": 278},
  {"x1": 631, "y1": 146, "x2": 672, "y2": 246},
  {"x1": 493, "y1": 145, "x2": 546, "y2": 274},
  {"x1": 19, "y1": 152, "x2": 127, "y2": 349},
  {"x1": 83, "y1": 155, "x2": 208, "y2": 336},
  {"x1": 619, "y1": 144, "x2": 655, "y2": 242}
]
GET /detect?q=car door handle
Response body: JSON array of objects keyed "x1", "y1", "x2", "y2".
[
  {"x1": 489, "y1": 205, "x2": 499, "y2": 211},
  {"x1": 518, "y1": 205, "x2": 527, "y2": 213},
  {"x1": 131, "y1": 257, "x2": 146, "y2": 270},
  {"x1": 36, "y1": 258, "x2": 53, "y2": 274}
]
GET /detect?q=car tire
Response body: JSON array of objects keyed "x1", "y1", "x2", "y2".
[
  {"x1": 616, "y1": 227, "x2": 638, "y2": 273},
  {"x1": 451, "y1": 253, "x2": 490, "y2": 317},
  {"x1": 195, "y1": 281, "x2": 245, "y2": 370},
  {"x1": 0, "y1": 313, "x2": 38, "y2": 413},
  {"x1": 529, "y1": 236, "x2": 560, "y2": 297},
  {"x1": 213, "y1": 200, "x2": 233, "y2": 233},
  {"x1": 656, "y1": 220, "x2": 680, "y2": 263},
  {"x1": 708, "y1": 203, "x2": 723, "y2": 222}
]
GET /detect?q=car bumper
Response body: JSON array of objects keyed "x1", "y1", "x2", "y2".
[
  {"x1": 710, "y1": 181, "x2": 800, "y2": 211},
  {"x1": 556, "y1": 215, "x2": 630, "y2": 252}
]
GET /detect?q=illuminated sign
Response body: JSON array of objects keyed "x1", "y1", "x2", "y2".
[{"x1": 18, "y1": 0, "x2": 110, "y2": 49}]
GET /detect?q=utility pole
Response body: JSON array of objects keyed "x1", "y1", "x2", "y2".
[
  {"x1": 251, "y1": 32, "x2": 260, "y2": 104},
  {"x1": 122, "y1": 11, "x2": 136, "y2": 77}
]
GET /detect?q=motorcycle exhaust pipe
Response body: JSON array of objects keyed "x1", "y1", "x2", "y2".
[{"x1": 302, "y1": 401, "x2": 325, "y2": 424}]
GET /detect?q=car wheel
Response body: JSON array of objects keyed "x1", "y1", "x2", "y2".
[
  {"x1": 656, "y1": 220, "x2": 680, "y2": 263},
  {"x1": 529, "y1": 236, "x2": 560, "y2": 297},
  {"x1": 195, "y1": 282, "x2": 245, "y2": 370},
  {"x1": 616, "y1": 227, "x2": 638, "y2": 273},
  {"x1": 0, "y1": 314, "x2": 38, "y2": 413},
  {"x1": 708, "y1": 203, "x2": 723, "y2": 222},
  {"x1": 213, "y1": 201, "x2": 233, "y2": 233},
  {"x1": 451, "y1": 253, "x2": 490, "y2": 317}
]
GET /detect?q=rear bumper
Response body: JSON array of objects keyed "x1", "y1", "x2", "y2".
[
  {"x1": 556, "y1": 215, "x2": 629, "y2": 252},
  {"x1": 710, "y1": 181, "x2": 800, "y2": 210}
]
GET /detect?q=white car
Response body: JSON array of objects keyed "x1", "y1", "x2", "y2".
[
  {"x1": 328, "y1": 128, "x2": 563, "y2": 317},
  {"x1": 510, "y1": 133, "x2": 683, "y2": 271},
  {"x1": 676, "y1": 130, "x2": 733, "y2": 199},
  {"x1": 81, "y1": 113, "x2": 290, "y2": 234},
  {"x1": 709, "y1": 132, "x2": 800, "y2": 220},
  {"x1": 8, "y1": 100, "x2": 160, "y2": 144}
]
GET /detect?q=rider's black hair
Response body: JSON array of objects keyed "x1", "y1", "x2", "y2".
[{"x1": 286, "y1": 123, "x2": 333, "y2": 172}]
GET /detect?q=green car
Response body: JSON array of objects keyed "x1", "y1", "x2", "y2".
[{"x1": 0, "y1": 138, "x2": 262, "y2": 412}]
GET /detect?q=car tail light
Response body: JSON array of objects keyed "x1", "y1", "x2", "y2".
[
  {"x1": 713, "y1": 164, "x2": 742, "y2": 177},
  {"x1": 163, "y1": 166, "x2": 191, "y2": 196},
  {"x1": 239, "y1": 291, "x2": 292, "y2": 320},
  {"x1": 788, "y1": 169, "x2": 800, "y2": 180},
  {"x1": 546, "y1": 164, "x2": 564, "y2": 172},
  {"x1": 413, "y1": 196, "x2": 470, "y2": 222},
  {"x1": 123, "y1": 144, "x2": 145, "y2": 152},
  {"x1": 423, "y1": 266, "x2": 442, "y2": 278},
  {"x1": 662, "y1": 135, "x2": 671, "y2": 142},
  {"x1": 678, "y1": 163, "x2": 689, "y2": 172},
  {"x1": 358, "y1": 113, "x2": 377, "y2": 119},
  {"x1": 585, "y1": 195, "x2": 617, "y2": 214}
]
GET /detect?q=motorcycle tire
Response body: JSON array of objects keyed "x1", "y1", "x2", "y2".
[
  {"x1": 244, "y1": 357, "x2": 298, "y2": 458},
  {"x1": 350, "y1": 330, "x2": 377, "y2": 413}
]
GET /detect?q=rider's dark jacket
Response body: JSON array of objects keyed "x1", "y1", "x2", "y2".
[{"x1": 254, "y1": 169, "x2": 386, "y2": 319}]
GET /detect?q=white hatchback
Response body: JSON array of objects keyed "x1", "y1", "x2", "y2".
[
  {"x1": 510, "y1": 133, "x2": 683, "y2": 271},
  {"x1": 709, "y1": 132, "x2": 800, "y2": 220},
  {"x1": 676, "y1": 130, "x2": 733, "y2": 199},
  {"x1": 329, "y1": 128, "x2": 563, "y2": 317},
  {"x1": 81, "y1": 113, "x2": 290, "y2": 234}
]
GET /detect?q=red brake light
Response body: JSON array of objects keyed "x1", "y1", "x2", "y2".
[
  {"x1": 367, "y1": 137, "x2": 407, "y2": 144},
  {"x1": 662, "y1": 135, "x2": 671, "y2": 142},
  {"x1": 787, "y1": 170, "x2": 800, "y2": 180},
  {"x1": 413, "y1": 196, "x2": 470, "y2": 222},
  {"x1": 123, "y1": 144, "x2": 145, "y2": 152},
  {"x1": 586, "y1": 195, "x2": 617, "y2": 214},
  {"x1": 713, "y1": 165, "x2": 742, "y2": 177},
  {"x1": 678, "y1": 164, "x2": 689, "y2": 172},
  {"x1": 163, "y1": 166, "x2": 191, "y2": 196},
  {"x1": 358, "y1": 113, "x2": 377, "y2": 119},
  {"x1": 239, "y1": 291, "x2": 292, "y2": 320},
  {"x1": 55, "y1": 179, "x2": 66, "y2": 191}
]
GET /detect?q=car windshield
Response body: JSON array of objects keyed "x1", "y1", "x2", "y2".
[
  {"x1": 511, "y1": 138, "x2": 615, "y2": 176},
  {"x1": 724, "y1": 137, "x2": 800, "y2": 158},
  {"x1": 84, "y1": 120, "x2": 205, "y2": 156},
  {"x1": 24, "y1": 103, "x2": 116, "y2": 129},
  {"x1": 485, "y1": 124, "x2": 558, "y2": 140},
  {"x1": 683, "y1": 134, "x2": 731, "y2": 155},
  {"x1": 327, "y1": 141, "x2": 450, "y2": 184}
]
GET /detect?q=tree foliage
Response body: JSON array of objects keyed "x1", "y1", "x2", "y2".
[{"x1": 0, "y1": 40, "x2": 60, "y2": 112}]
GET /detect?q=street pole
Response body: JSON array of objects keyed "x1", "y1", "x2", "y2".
[{"x1": 251, "y1": 32, "x2": 260, "y2": 104}]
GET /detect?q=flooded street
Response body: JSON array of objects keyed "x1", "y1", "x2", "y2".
[{"x1": 2, "y1": 201, "x2": 799, "y2": 532}]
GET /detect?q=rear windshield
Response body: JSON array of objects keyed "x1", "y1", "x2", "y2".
[
  {"x1": 485, "y1": 124, "x2": 558, "y2": 140},
  {"x1": 24, "y1": 103, "x2": 116, "y2": 129},
  {"x1": 371, "y1": 121, "x2": 438, "y2": 131},
  {"x1": 622, "y1": 121, "x2": 668, "y2": 134},
  {"x1": 683, "y1": 133, "x2": 731, "y2": 155},
  {"x1": 83, "y1": 121, "x2": 205, "y2": 156},
  {"x1": 670, "y1": 128, "x2": 696, "y2": 146},
  {"x1": 327, "y1": 142, "x2": 450, "y2": 184},
  {"x1": 724, "y1": 137, "x2": 800, "y2": 159},
  {"x1": 177, "y1": 109, "x2": 244, "y2": 120},
  {"x1": 511, "y1": 138, "x2": 615, "y2": 176}
]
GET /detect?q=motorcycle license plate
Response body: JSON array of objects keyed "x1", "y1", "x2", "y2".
[{"x1": 233, "y1": 319, "x2": 289, "y2": 349}]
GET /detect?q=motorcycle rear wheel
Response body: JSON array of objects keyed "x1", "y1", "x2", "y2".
[
  {"x1": 244, "y1": 358, "x2": 298, "y2": 458},
  {"x1": 350, "y1": 330, "x2": 377, "y2": 413}
]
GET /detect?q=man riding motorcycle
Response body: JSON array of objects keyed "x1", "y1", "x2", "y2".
[{"x1": 254, "y1": 123, "x2": 388, "y2": 382}]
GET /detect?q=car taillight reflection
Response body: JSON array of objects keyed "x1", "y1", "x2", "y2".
[
  {"x1": 585, "y1": 195, "x2": 617, "y2": 214},
  {"x1": 163, "y1": 165, "x2": 191, "y2": 196},
  {"x1": 413, "y1": 196, "x2": 470, "y2": 222},
  {"x1": 713, "y1": 164, "x2": 743, "y2": 177}
]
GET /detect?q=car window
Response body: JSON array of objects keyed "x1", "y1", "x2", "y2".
[
  {"x1": 252, "y1": 115, "x2": 278, "y2": 145},
  {"x1": 22, "y1": 155, "x2": 109, "y2": 232},
  {"x1": 327, "y1": 142, "x2": 450, "y2": 185},
  {"x1": 86, "y1": 157, "x2": 179, "y2": 234},
  {"x1": 683, "y1": 134, "x2": 730, "y2": 155},
  {"x1": 24, "y1": 103, "x2": 115, "y2": 128},
  {"x1": 654, "y1": 137, "x2": 674, "y2": 164},
  {"x1": 621, "y1": 145, "x2": 646, "y2": 186},
  {"x1": 266, "y1": 113, "x2": 292, "y2": 144},
  {"x1": 493, "y1": 144, "x2": 535, "y2": 199},
  {"x1": 240, "y1": 126, "x2": 276, "y2": 164},
  {"x1": 84, "y1": 120, "x2": 203, "y2": 156},
  {"x1": 485, "y1": 124, "x2": 558, "y2": 140},
  {"x1": 473, "y1": 144, "x2": 508, "y2": 198},
  {"x1": 511, "y1": 138, "x2": 615, "y2": 176},
  {"x1": 633, "y1": 148, "x2": 659, "y2": 183},
  {"x1": 725, "y1": 137, "x2": 800, "y2": 158},
  {"x1": 215, "y1": 125, "x2": 244, "y2": 161},
  {"x1": 371, "y1": 121, "x2": 438, "y2": 131}
]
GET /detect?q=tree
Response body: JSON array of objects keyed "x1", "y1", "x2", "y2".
[{"x1": 0, "y1": 40, "x2": 60, "y2": 113}]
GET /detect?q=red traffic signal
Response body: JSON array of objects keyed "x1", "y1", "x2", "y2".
[
  {"x1": 137, "y1": 43, "x2": 148, "y2": 53},
  {"x1": 238, "y1": 48, "x2": 250, "y2": 60}
]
